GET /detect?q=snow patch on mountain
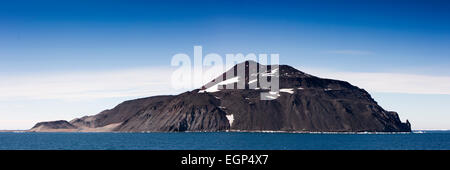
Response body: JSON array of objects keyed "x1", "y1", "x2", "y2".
[
  {"x1": 280, "y1": 88, "x2": 294, "y2": 94},
  {"x1": 261, "y1": 68, "x2": 279, "y2": 77},
  {"x1": 226, "y1": 114, "x2": 234, "y2": 127},
  {"x1": 199, "y1": 77, "x2": 240, "y2": 93}
]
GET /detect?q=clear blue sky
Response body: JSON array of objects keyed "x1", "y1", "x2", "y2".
[{"x1": 0, "y1": 0, "x2": 449, "y2": 129}]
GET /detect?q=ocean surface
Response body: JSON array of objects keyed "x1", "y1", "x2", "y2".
[{"x1": 0, "y1": 131, "x2": 449, "y2": 150}]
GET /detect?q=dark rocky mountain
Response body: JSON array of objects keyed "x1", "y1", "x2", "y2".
[{"x1": 30, "y1": 61, "x2": 411, "y2": 132}]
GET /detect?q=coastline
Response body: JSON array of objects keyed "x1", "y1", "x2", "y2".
[{"x1": 0, "y1": 130, "x2": 439, "y2": 134}]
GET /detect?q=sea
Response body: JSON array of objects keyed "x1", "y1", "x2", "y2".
[{"x1": 0, "y1": 131, "x2": 449, "y2": 150}]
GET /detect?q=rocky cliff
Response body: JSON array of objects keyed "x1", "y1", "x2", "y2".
[{"x1": 30, "y1": 61, "x2": 411, "y2": 132}]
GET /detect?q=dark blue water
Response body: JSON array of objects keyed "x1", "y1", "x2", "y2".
[{"x1": 0, "y1": 131, "x2": 449, "y2": 150}]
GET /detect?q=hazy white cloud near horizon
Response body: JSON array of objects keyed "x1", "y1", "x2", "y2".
[
  {"x1": 2, "y1": 66, "x2": 450, "y2": 101},
  {"x1": 300, "y1": 67, "x2": 450, "y2": 95},
  {"x1": 1, "y1": 66, "x2": 450, "y2": 130},
  {"x1": 0, "y1": 67, "x2": 181, "y2": 101}
]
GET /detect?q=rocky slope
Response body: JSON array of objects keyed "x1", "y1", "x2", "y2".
[
  {"x1": 30, "y1": 120, "x2": 78, "y2": 132},
  {"x1": 30, "y1": 61, "x2": 411, "y2": 132}
]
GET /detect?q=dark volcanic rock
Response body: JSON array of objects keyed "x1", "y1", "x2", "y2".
[
  {"x1": 31, "y1": 120, "x2": 76, "y2": 129},
  {"x1": 30, "y1": 120, "x2": 77, "y2": 132},
  {"x1": 69, "y1": 96, "x2": 174, "y2": 129},
  {"x1": 115, "y1": 92, "x2": 230, "y2": 132},
  {"x1": 30, "y1": 61, "x2": 411, "y2": 132}
]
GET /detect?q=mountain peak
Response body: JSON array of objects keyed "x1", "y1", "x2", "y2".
[{"x1": 198, "y1": 60, "x2": 344, "y2": 93}]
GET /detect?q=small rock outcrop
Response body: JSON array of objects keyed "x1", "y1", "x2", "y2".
[{"x1": 30, "y1": 120, "x2": 77, "y2": 132}]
